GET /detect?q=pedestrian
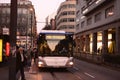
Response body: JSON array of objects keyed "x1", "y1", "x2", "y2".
[
  {"x1": 33, "y1": 48, "x2": 38, "y2": 63},
  {"x1": 26, "y1": 47, "x2": 32, "y2": 67},
  {"x1": 30, "y1": 48, "x2": 34, "y2": 59},
  {"x1": 16, "y1": 47, "x2": 26, "y2": 80}
]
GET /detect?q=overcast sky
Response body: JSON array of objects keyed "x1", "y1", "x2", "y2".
[{"x1": 0, "y1": 0, "x2": 65, "y2": 33}]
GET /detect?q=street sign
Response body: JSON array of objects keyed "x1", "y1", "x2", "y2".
[{"x1": 3, "y1": 27, "x2": 9, "y2": 35}]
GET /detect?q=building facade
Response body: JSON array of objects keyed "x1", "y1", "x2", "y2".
[
  {"x1": 43, "y1": 12, "x2": 56, "y2": 30},
  {"x1": 75, "y1": 0, "x2": 120, "y2": 61},
  {"x1": 0, "y1": 0, "x2": 37, "y2": 48},
  {"x1": 56, "y1": 0, "x2": 76, "y2": 33}
]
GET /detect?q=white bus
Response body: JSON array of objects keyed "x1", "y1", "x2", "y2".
[{"x1": 37, "y1": 30, "x2": 75, "y2": 68}]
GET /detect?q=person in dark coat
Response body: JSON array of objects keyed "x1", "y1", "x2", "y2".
[
  {"x1": 33, "y1": 48, "x2": 38, "y2": 63},
  {"x1": 16, "y1": 47, "x2": 26, "y2": 80}
]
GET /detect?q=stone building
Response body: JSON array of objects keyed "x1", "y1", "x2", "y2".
[
  {"x1": 56, "y1": 0, "x2": 76, "y2": 33},
  {"x1": 75, "y1": 0, "x2": 120, "y2": 62},
  {"x1": 0, "y1": 0, "x2": 37, "y2": 48}
]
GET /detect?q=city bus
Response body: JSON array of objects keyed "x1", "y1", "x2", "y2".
[{"x1": 37, "y1": 30, "x2": 75, "y2": 68}]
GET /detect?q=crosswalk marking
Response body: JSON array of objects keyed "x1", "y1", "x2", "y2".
[{"x1": 84, "y1": 72, "x2": 95, "y2": 78}]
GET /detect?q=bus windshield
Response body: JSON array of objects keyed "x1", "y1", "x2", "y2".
[{"x1": 38, "y1": 32, "x2": 74, "y2": 57}]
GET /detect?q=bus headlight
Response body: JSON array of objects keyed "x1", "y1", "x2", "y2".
[
  {"x1": 66, "y1": 60, "x2": 74, "y2": 66},
  {"x1": 38, "y1": 61, "x2": 44, "y2": 67},
  {"x1": 69, "y1": 61, "x2": 73, "y2": 65}
]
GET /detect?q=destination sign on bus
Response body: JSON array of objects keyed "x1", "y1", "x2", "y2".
[{"x1": 46, "y1": 35, "x2": 65, "y2": 40}]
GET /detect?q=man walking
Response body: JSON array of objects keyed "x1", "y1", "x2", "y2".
[{"x1": 16, "y1": 47, "x2": 26, "y2": 80}]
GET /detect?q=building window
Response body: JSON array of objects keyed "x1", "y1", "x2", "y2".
[
  {"x1": 68, "y1": 4, "x2": 75, "y2": 8},
  {"x1": 68, "y1": 11, "x2": 75, "y2": 15},
  {"x1": 61, "y1": 25, "x2": 67, "y2": 29},
  {"x1": 105, "y1": 6, "x2": 114, "y2": 18},
  {"x1": 76, "y1": 24, "x2": 79, "y2": 30},
  {"x1": 81, "y1": 6, "x2": 86, "y2": 14},
  {"x1": 2, "y1": 18, "x2": 5, "y2": 24},
  {"x1": 62, "y1": 12, "x2": 67, "y2": 16},
  {"x1": 23, "y1": 9, "x2": 27, "y2": 14},
  {"x1": 76, "y1": 10, "x2": 80, "y2": 16},
  {"x1": 81, "y1": 21, "x2": 85, "y2": 28},
  {"x1": 95, "y1": 12, "x2": 101, "y2": 22},
  {"x1": 87, "y1": 17, "x2": 92, "y2": 25},
  {"x1": 76, "y1": 0, "x2": 78, "y2": 4},
  {"x1": 86, "y1": 0, "x2": 93, "y2": 6},
  {"x1": 69, "y1": 25, "x2": 74, "y2": 29},
  {"x1": 68, "y1": 18, "x2": 75, "y2": 22},
  {"x1": 61, "y1": 5, "x2": 67, "y2": 9},
  {"x1": 61, "y1": 18, "x2": 67, "y2": 22}
]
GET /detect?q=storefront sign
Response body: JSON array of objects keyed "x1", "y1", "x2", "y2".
[
  {"x1": 0, "y1": 39, "x2": 2, "y2": 62},
  {"x1": 6, "y1": 42, "x2": 10, "y2": 56},
  {"x1": 3, "y1": 27, "x2": 9, "y2": 35}
]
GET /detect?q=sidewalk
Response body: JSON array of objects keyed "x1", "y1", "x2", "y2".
[
  {"x1": 18, "y1": 60, "x2": 41, "y2": 80},
  {"x1": 0, "y1": 66, "x2": 9, "y2": 80}
]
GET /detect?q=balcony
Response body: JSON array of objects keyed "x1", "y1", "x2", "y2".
[{"x1": 82, "y1": 0, "x2": 110, "y2": 16}]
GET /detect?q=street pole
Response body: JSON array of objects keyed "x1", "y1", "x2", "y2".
[
  {"x1": 26, "y1": 23, "x2": 28, "y2": 50},
  {"x1": 9, "y1": 0, "x2": 17, "y2": 80},
  {"x1": 31, "y1": 11, "x2": 33, "y2": 48}
]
